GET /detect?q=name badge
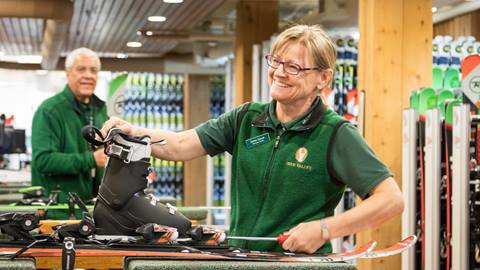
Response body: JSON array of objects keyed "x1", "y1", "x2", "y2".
[{"x1": 245, "y1": 133, "x2": 271, "y2": 149}]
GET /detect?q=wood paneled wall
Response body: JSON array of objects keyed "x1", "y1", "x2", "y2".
[
  {"x1": 234, "y1": 0, "x2": 278, "y2": 106},
  {"x1": 434, "y1": 9, "x2": 480, "y2": 39},
  {"x1": 357, "y1": 0, "x2": 432, "y2": 269}
]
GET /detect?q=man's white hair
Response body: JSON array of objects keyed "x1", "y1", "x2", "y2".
[{"x1": 65, "y1": 47, "x2": 101, "y2": 71}]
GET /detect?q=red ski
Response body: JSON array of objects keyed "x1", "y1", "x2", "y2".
[
  {"x1": 361, "y1": 235, "x2": 417, "y2": 258},
  {"x1": 0, "y1": 241, "x2": 376, "y2": 263}
]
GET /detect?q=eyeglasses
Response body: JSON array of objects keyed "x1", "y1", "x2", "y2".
[{"x1": 265, "y1": 55, "x2": 321, "y2": 75}]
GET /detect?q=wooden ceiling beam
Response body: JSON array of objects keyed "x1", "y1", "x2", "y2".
[
  {"x1": 0, "y1": 55, "x2": 224, "y2": 74},
  {"x1": 41, "y1": 19, "x2": 70, "y2": 70},
  {"x1": 0, "y1": 0, "x2": 72, "y2": 20},
  {"x1": 0, "y1": 0, "x2": 73, "y2": 70}
]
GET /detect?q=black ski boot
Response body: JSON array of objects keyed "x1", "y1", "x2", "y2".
[{"x1": 82, "y1": 126, "x2": 191, "y2": 236}]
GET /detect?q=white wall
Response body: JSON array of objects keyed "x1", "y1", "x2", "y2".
[{"x1": 0, "y1": 69, "x2": 110, "y2": 151}]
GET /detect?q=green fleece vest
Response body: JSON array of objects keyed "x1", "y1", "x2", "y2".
[{"x1": 228, "y1": 102, "x2": 346, "y2": 253}]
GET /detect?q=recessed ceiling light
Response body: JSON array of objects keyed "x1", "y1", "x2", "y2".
[
  {"x1": 146, "y1": 31, "x2": 153, "y2": 36},
  {"x1": 116, "y1": 53, "x2": 128, "y2": 59},
  {"x1": 137, "y1": 31, "x2": 142, "y2": 35},
  {"x1": 163, "y1": 0, "x2": 183, "y2": 3},
  {"x1": 148, "y1": 16, "x2": 166, "y2": 22},
  {"x1": 432, "y1": 6, "x2": 438, "y2": 13},
  {"x1": 127, "y1": 42, "x2": 142, "y2": 48}
]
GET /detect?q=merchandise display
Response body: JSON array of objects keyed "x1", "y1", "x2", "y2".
[
  {"x1": 403, "y1": 53, "x2": 480, "y2": 270},
  {"x1": 119, "y1": 73, "x2": 185, "y2": 202},
  {"x1": 329, "y1": 36, "x2": 359, "y2": 253}
]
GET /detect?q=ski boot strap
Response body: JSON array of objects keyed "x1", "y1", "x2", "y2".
[{"x1": 82, "y1": 125, "x2": 155, "y2": 163}]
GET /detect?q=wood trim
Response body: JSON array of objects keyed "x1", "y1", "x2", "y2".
[
  {"x1": 357, "y1": 0, "x2": 432, "y2": 269},
  {"x1": 183, "y1": 74, "x2": 210, "y2": 206},
  {"x1": 434, "y1": 9, "x2": 480, "y2": 40}
]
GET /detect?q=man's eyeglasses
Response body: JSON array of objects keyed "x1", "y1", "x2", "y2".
[{"x1": 265, "y1": 55, "x2": 321, "y2": 75}]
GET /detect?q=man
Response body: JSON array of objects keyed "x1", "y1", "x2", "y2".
[{"x1": 31, "y1": 47, "x2": 108, "y2": 218}]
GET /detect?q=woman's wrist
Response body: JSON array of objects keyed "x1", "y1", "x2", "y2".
[{"x1": 319, "y1": 219, "x2": 330, "y2": 241}]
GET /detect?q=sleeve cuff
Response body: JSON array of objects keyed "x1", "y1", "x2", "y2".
[
  {"x1": 359, "y1": 172, "x2": 393, "y2": 199},
  {"x1": 85, "y1": 151, "x2": 96, "y2": 169}
]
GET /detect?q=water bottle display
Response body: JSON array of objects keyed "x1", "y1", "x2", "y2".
[
  {"x1": 120, "y1": 72, "x2": 185, "y2": 203},
  {"x1": 210, "y1": 76, "x2": 226, "y2": 206}
]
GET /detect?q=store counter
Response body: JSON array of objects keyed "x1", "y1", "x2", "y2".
[
  {"x1": 125, "y1": 259, "x2": 357, "y2": 270},
  {"x1": 0, "y1": 257, "x2": 356, "y2": 270},
  {"x1": 0, "y1": 258, "x2": 35, "y2": 270}
]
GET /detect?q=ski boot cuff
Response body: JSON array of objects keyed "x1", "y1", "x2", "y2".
[
  {"x1": 82, "y1": 125, "x2": 152, "y2": 162},
  {"x1": 106, "y1": 133, "x2": 151, "y2": 163}
]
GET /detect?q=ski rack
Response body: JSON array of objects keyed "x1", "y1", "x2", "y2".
[
  {"x1": 402, "y1": 108, "x2": 417, "y2": 270},
  {"x1": 451, "y1": 104, "x2": 470, "y2": 270},
  {"x1": 425, "y1": 108, "x2": 441, "y2": 270},
  {"x1": 404, "y1": 103, "x2": 477, "y2": 269}
]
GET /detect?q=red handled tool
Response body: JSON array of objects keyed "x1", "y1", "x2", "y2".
[{"x1": 226, "y1": 234, "x2": 289, "y2": 245}]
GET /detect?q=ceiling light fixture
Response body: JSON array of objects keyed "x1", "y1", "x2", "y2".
[
  {"x1": 432, "y1": 6, "x2": 438, "y2": 13},
  {"x1": 148, "y1": 16, "x2": 167, "y2": 22},
  {"x1": 36, "y1": 70, "x2": 48, "y2": 75},
  {"x1": 17, "y1": 55, "x2": 42, "y2": 63},
  {"x1": 163, "y1": 0, "x2": 183, "y2": 3},
  {"x1": 116, "y1": 53, "x2": 128, "y2": 59},
  {"x1": 146, "y1": 31, "x2": 153, "y2": 36},
  {"x1": 0, "y1": 55, "x2": 42, "y2": 64},
  {"x1": 126, "y1": 42, "x2": 142, "y2": 48}
]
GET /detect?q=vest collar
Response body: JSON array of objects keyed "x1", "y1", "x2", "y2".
[{"x1": 252, "y1": 96, "x2": 327, "y2": 131}]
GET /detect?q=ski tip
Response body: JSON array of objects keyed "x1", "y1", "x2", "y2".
[{"x1": 360, "y1": 234, "x2": 417, "y2": 258}]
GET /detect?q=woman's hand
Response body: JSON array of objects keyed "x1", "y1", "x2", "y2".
[
  {"x1": 101, "y1": 116, "x2": 136, "y2": 137},
  {"x1": 281, "y1": 220, "x2": 328, "y2": 254}
]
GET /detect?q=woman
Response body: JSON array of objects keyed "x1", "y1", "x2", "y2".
[{"x1": 101, "y1": 24, "x2": 404, "y2": 254}]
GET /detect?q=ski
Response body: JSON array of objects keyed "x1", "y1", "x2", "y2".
[
  {"x1": 0, "y1": 240, "x2": 377, "y2": 263},
  {"x1": 460, "y1": 55, "x2": 480, "y2": 269},
  {"x1": 361, "y1": 235, "x2": 417, "y2": 259},
  {"x1": 0, "y1": 235, "x2": 420, "y2": 262},
  {"x1": 416, "y1": 87, "x2": 436, "y2": 270}
]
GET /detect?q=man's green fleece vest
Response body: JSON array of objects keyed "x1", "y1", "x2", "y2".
[{"x1": 229, "y1": 101, "x2": 346, "y2": 253}]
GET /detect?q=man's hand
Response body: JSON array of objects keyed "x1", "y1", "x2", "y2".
[
  {"x1": 101, "y1": 116, "x2": 136, "y2": 137},
  {"x1": 281, "y1": 220, "x2": 327, "y2": 254},
  {"x1": 93, "y1": 148, "x2": 107, "y2": 167}
]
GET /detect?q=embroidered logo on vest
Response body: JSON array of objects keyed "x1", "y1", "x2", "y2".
[{"x1": 295, "y1": 147, "x2": 308, "y2": 163}]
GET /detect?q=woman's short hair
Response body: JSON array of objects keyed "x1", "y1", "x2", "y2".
[{"x1": 270, "y1": 25, "x2": 336, "y2": 72}]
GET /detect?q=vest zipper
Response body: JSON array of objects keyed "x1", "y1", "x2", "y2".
[{"x1": 245, "y1": 128, "x2": 285, "y2": 249}]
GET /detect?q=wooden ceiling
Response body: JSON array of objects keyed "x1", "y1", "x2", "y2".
[
  {"x1": 0, "y1": 17, "x2": 43, "y2": 56},
  {"x1": 0, "y1": 0, "x2": 228, "y2": 69},
  {"x1": 0, "y1": 0, "x2": 463, "y2": 71}
]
